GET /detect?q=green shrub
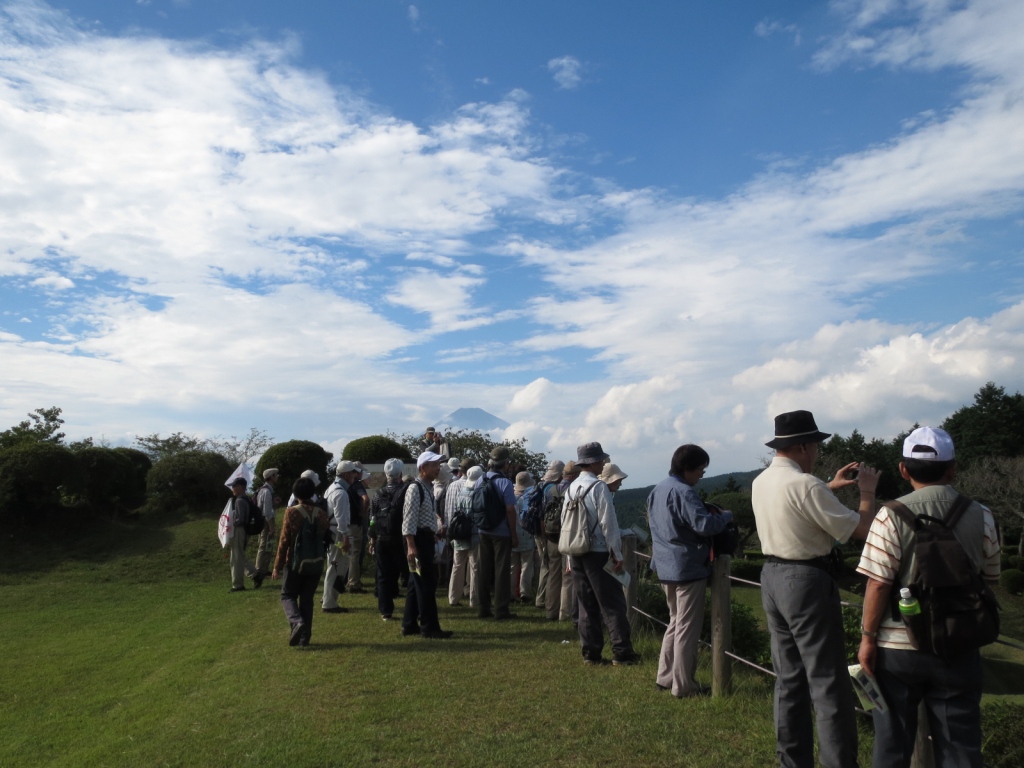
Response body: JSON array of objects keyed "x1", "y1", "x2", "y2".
[
  {"x1": 0, "y1": 441, "x2": 83, "y2": 526},
  {"x1": 1006, "y1": 555, "x2": 1024, "y2": 572},
  {"x1": 74, "y1": 446, "x2": 139, "y2": 512},
  {"x1": 1000, "y1": 568, "x2": 1024, "y2": 596},
  {"x1": 342, "y1": 435, "x2": 413, "y2": 464},
  {"x1": 113, "y1": 447, "x2": 152, "y2": 507},
  {"x1": 146, "y1": 450, "x2": 233, "y2": 512},
  {"x1": 254, "y1": 440, "x2": 331, "y2": 498},
  {"x1": 698, "y1": 594, "x2": 772, "y2": 668},
  {"x1": 730, "y1": 558, "x2": 763, "y2": 583},
  {"x1": 982, "y1": 701, "x2": 1024, "y2": 767}
]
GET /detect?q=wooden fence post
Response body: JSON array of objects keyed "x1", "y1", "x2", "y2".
[
  {"x1": 711, "y1": 554, "x2": 732, "y2": 697},
  {"x1": 910, "y1": 700, "x2": 935, "y2": 768},
  {"x1": 621, "y1": 532, "x2": 638, "y2": 628}
]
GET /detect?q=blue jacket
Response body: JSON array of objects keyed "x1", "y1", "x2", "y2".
[{"x1": 648, "y1": 475, "x2": 732, "y2": 582}]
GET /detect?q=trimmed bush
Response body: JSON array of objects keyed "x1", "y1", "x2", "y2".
[
  {"x1": 146, "y1": 450, "x2": 233, "y2": 511},
  {"x1": 255, "y1": 440, "x2": 331, "y2": 499},
  {"x1": 1000, "y1": 568, "x2": 1024, "y2": 596},
  {"x1": 342, "y1": 435, "x2": 413, "y2": 464},
  {"x1": 730, "y1": 558, "x2": 763, "y2": 584},
  {"x1": 0, "y1": 441, "x2": 83, "y2": 526},
  {"x1": 113, "y1": 447, "x2": 152, "y2": 505},
  {"x1": 74, "y1": 446, "x2": 139, "y2": 512}
]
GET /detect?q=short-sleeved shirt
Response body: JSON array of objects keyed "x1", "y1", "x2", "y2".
[
  {"x1": 856, "y1": 488, "x2": 1001, "y2": 650},
  {"x1": 402, "y1": 478, "x2": 438, "y2": 536},
  {"x1": 476, "y1": 471, "x2": 516, "y2": 538},
  {"x1": 751, "y1": 456, "x2": 860, "y2": 559}
]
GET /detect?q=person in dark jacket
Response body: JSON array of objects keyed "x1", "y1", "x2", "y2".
[{"x1": 648, "y1": 444, "x2": 733, "y2": 697}]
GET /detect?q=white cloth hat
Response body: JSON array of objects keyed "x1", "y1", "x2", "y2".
[
  {"x1": 300, "y1": 469, "x2": 320, "y2": 486},
  {"x1": 447, "y1": 457, "x2": 461, "y2": 471},
  {"x1": 336, "y1": 460, "x2": 357, "y2": 474},
  {"x1": 384, "y1": 458, "x2": 405, "y2": 478},
  {"x1": 599, "y1": 463, "x2": 628, "y2": 485},
  {"x1": 466, "y1": 465, "x2": 484, "y2": 483},
  {"x1": 902, "y1": 427, "x2": 955, "y2": 462}
]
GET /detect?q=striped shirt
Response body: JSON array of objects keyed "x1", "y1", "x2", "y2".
[
  {"x1": 857, "y1": 504, "x2": 1001, "y2": 650},
  {"x1": 402, "y1": 478, "x2": 438, "y2": 536}
]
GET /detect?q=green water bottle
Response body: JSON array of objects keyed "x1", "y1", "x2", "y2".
[
  {"x1": 898, "y1": 588, "x2": 924, "y2": 649},
  {"x1": 898, "y1": 588, "x2": 920, "y2": 617}
]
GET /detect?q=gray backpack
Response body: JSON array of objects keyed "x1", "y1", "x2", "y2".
[{"x1": 558, "y1": 481, "x2": 601, "y2": 556}]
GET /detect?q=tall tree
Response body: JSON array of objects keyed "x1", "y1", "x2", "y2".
[
  {"x1": 942, "y1": 382, "x2": 1024, "y2": 466},
  {"x1": 0, "y1": 407, "x2": 66, "y2": 450}
]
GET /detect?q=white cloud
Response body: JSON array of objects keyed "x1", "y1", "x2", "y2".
[
  {"x1": 755, "y1": 19, "x2": 802, "y2": 45},
  {"x1": 30, "y1": 274, "x2": 74, "y2": 290},
  {"x1": 547, "y1": 55, "x2": 582, "y2": 90},
  {"x1": 408, "y1": 5, "x2": 419, "y2": 24}
]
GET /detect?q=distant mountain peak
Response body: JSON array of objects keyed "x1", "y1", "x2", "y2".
[{"x1": 437, "y1": 407, "x2": 509, "y2": 432}]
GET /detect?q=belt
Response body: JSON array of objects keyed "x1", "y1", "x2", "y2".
[{"x1": 765, "y1": 555, "x2": 830, "y2": 568}]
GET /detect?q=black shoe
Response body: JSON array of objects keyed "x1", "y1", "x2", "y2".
[
  {"x1": 421, "y1": 629, "x2": 453, "y2": 639},
  {"x1": 289, "y1": 622, "x2": 305, "y2": 647},
  {"x1": 253, "y1": 572, "x2": 265, "y2": 589},
  {"x1": 348, "y1": 585, "x2": 366, "y2": 594},
  {"x1": 230, "y1": 586, "x2": 246, "y2": 592},
  {"x1": 612, "y1": 652, "x2": 642, "y2": 666},
  {"x1": 322, "y1": 606, "x2": 348, "y2": 614},
  {"x1": 494, "y1": 612, "x2": 518, "y2": 621},
  {"x1": 381, "y1": 614, "x2": 393, "y2": 621},
  {"x1": 401, "y1": 626, "x2": 420, "y2": 637},
  {"x1": 584, "y1": 657, "x2": 610, "y2": 666},
  {"x1": 477, "y1": 611, "x2": 493, "y2": 619}
]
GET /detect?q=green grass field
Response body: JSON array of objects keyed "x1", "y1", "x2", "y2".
[{"x1": 1, "y1": 516, "x2": 1022, "y2": 767}]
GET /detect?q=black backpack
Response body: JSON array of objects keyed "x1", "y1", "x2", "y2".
[
  {"x1": 520, "y1": 482, "x2": 550, "y2": 536},
  {"x1": 887, "y1": 493, "x2": 1000, "y2": 660},
  {"x1": 470, "y1": 475, "x2": 508, "y2": 531},
  {"x1": 291, "y1": 505, "x2": 325, "y2": 575},
  {"x1": 541, "y1": 484, "x2": 565, "y2": 542},
  {"x1": 372, "y1": 481, "x2": 419, "y2": 544},
  {"x1": 243, "y1": 495, "x2": 265, "y2": 536},
  {"x1": 448, "y1": 484, "x2": 474, "y2": 542}
]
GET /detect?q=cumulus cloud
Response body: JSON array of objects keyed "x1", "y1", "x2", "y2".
[{"x1": 547, "y1": 55, "x2": 583, "y2": 89}]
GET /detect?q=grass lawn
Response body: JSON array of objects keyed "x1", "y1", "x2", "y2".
[{"x1": 2, "y1": 518, "x2": 1022, "y2": 767}]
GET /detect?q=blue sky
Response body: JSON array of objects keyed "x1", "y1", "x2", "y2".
[{"x1": 1, "y1": 0, "x2": 1023, "y2": 485}]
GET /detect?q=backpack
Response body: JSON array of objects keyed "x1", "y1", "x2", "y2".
[
  {"x1": 470, "y1": 475, "x2": 508, "y2": 532},
  {"x1": 243, "y1": 495, "x2": 265, "y2": 536},
  {"x1": 447, "y1": 483, "x2": 474, "y2": 542},
  {"x1": 887, "y1": 494, "x2": 1000, "y2": 660},
  {"x1": 558, "y1": 481, "x2": 600, "y2": 556},
  {"x1": 291, "y1": 505, "x2": 326, "y2": 576},
  {"x1": 372, "y1": 481, "x2": 419, "y2": 544},
  {"x1": 520, "y1": 482, "x2": 551, "y2": 537},
  {"x1": 542, "y1": 484, "x2": 565, "y2": 542}
]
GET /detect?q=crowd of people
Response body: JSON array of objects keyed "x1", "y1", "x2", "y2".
[{"x1": 224, "y1": 413, "x2": 1001, "y2": 768}]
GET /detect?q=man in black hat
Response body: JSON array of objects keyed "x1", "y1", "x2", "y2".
[{"x1": 752, "y1": 410, "x2": 881, "y2": 768}]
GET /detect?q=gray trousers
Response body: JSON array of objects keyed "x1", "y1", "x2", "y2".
[
  {"x1": 230, "y1": 531, "x2": 256, "y2": 589},
  {"x1": 477, "y1": 534, "x2": 512, "y2": 618},
  {"x1": 571, "y1": 550, "x2": 633, "y2": 661},
  {"x1": 761, "y1": 561, "x2": 859, "y2": 768}
]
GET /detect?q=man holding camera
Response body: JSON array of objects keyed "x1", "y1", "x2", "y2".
[{"x1": 752, "y1": 410, "x2": 881, "y2": 768}]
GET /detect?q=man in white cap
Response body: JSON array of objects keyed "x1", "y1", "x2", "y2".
[
  {"x1": 752, "y1": 410, "x2": 881, "y2": 768},
  {"x1": 856, "y1": 427, "x2": 1000, "y2": 768},
  {"x1": 254, "y1": 468, "x2": 280, "y2": 581},
  {"x1": 401, "y1": 451, "x2": 452, "y2": 639},
  {"x1": 322, "y1": 461, "x2": 358, "y2": 614}
]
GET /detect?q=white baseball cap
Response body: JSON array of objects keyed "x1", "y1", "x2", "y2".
[
  {"x1": 902, "y1": 427, "x2": 955, "y2": 462},
  {"x1": 417, "y1": 450, "x2": 444, "y2": 469}
]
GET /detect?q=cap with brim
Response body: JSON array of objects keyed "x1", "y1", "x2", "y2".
[
  {"x1": 417, "y1": 451, "x2": 444, "y2": 469},
  {"x1": 447, "y1": 457, "x2": 461, "y2": 470},
  {"x1": 514, "y1": 471, "x2": 536, "y2": 493},
  {"x1": 765, "y1": 410, "x2": 831, "y2": 449},
  {"x1": 230, "y1": 477, "x2": 248, "y2": 487},
  {"x1": 336, "y1": 460, "x2": 357, "y2": 474},
  {"x1": 384, "y1": 458, "x2": 405, "y2": 478},
  {"x1": 262, "y1": 468, "x2": 279, "y2": 480},
  {"x1": 576, "y1": 441, "x2": 610, "y2": 465},
  {"x1": 902, "y1": 427, "x2": 955, "y2": 462}
]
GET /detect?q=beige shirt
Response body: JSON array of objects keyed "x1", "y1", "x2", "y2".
[{"x1": 751, "y1": 456, "x2": 860, "y2": 560}]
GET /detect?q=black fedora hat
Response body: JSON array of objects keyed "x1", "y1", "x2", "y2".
[{"x1": 765, "y1": 410, "x2": 831, "y2": 449}]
